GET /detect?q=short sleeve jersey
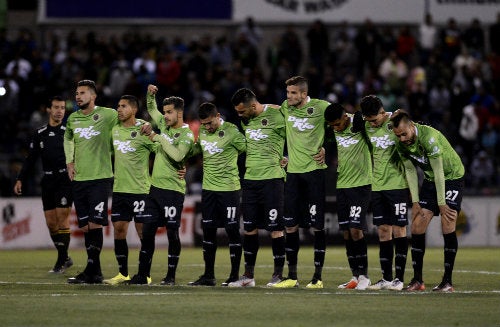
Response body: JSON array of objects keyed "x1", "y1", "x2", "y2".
[
  {"x1": 243, "y1": 105, "x2": 286, "y2": 181},
  {"x1": 365, "y1": 113, "x2": 408, "y2": 191},
  {"x1": 64, "y1": 106, "x2": 118, "y2": 181},
  {"x1": 280, "y1": 97, "x2": 329, "y2": 173},
  {"x1": 395, "y1": 123, "x2": 465, "y2": 181},
  {"x1": 112, "y1": 121, "x2": 156, "y2": 194},
  {"x1": 335, "y1": 114, "x2": 372, "y2": 189},
  {"x1": 195, "y1": 119, "x2": 246, "y2": 191}
]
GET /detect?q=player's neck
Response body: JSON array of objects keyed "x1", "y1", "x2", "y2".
[
  {"x1": 48, "y1": 119, "x2": 61, "y2": 127},
  {"x1": 81, "y1": 104, "x2": 96, "y2": 115},
  {"x1": 121, "y1": 117, "x2": 136, "y2": 127}
]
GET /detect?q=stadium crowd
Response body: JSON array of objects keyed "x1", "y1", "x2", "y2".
[{"x1": 1, "y1": 14, "x2": 499, "y2": 196}]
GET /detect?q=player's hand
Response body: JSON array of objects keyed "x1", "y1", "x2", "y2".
[
  {"x1": 67, "y1": 163, "x2": 76, "y2": 181},
  {"x1": 140, "y1": 122, "x2": 152, "y2": 136},
  {"x1": 177, "y1": 166, "x2": 186, "y2": 180},
  {"x1": 148, "y1": 131, "x2": 157, "y2": 141},
  {"x1": 280, "y1": 157, "x2": 288, "y2": 168},
  {"x1": 313, "y1": 147, "x2": 325, "y2": 165},
  {"x1": 147, "y1": 84, "x2": 158, "y2": 95},
  {"x1": 411, "y1": 202, "x2": 422, "y2": 222},
  {"x1": 439, "y1": 204, "x2": 456, "y2": 223},
  {"x1": 13, "y1": 180, "x2": 22, "y2": 195}
]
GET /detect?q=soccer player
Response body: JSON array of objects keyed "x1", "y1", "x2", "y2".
[
  {"x1": 13, "y1": 96, "x2": 73, "y2": 274},
  {"x1": 103, "y1": 95, "x2": 156, "y2": 285},
  {"x1": 274, "y1": 76, "x2": 329, "y2": 289},
  {"x1": 390, "y1": 109, "x2": 464, "y2": 292},
  {"x1": 324, "y1": 103, "x2": 372, "y2": 290},
  {"x1": 64, "y1": 80, "x2": 117, "y2": 284},
  {"x1": 187, "y1": 102, "x2": 246, "y2": 286},
  {"x1": 228, "y1": 88, "x2": 287, "y2": 288},
  {"x1": 360, "y1": 95, "x2": 409, "y2": 291},
  {"x1": 132, "y1": 84, "x2": 194, "y2": 286}
]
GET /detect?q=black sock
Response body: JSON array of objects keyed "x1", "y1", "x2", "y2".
[
  {"x1": 285, "y1": 230, "x2": 300, "y2": 279},
  {"x1": 394, "y1": 236, "x2": 408, "y2": 282},
  {"x1": 86, "y1": 228, "x2": 103, "y2": 276},
  {"x1": 271, "y1": 236, "x2": 285, "y2": 277},
  {"x1": 166, "y1": 229, "x2": 181, "y2": 279},
  {"x1": 411, "y1": 233, "x2": 426, "y2": 282},
  {"x1": 50, "y1": 232, "x2": 65, "y2": 265},
  {"x1": 379, "y1": 239, "x2": 393, "y2": 281},
  {"x1": 353, "y1": 237, "x2": 368, "y2": 276},
  {"x1": 345, "y1": 238, "x2": 356, "y2": 276},
  {"x1": 59, "y1": 228, "x2": 71, "y2": 260},
  {"x1": 243, "y1": 234, "x2": 259, "y2": 278},
  {"x1": 227, "y1": 228, "x2": 242, "y2": 278},
  {"x1": 313, "y1": 230, "x2": 326, "y2": 280},
  {"x1": 114, "y1": 238, "x2": 128, "y2": 276},
  {"x1": 202, "y1": 228, "x2": 217, "y2": 278},
  {"x1": 443, "y1": 232, "x2": 458, "y2": 284},
  {"x1": 138, "y1": 222, "x2": 156, "y2": 277}
]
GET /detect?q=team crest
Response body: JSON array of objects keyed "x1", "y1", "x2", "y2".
[
  {"x1": 261, "y1": 119, "x2": 268, "y2": 126},
  {"x1": 387, "y1": 123, "x2": 393, "y2": 130},
  {"x1": 93, "y1": 114, "x2": 100, "y2": 122},
  {"x1": 218, "y1": 130, "x2": 225, "y2": 138},
  {"x1": 307, "y1": 107, "x2": 314, "y2": 115},
  {"x1": 174, "y1": 132, "x2": 181, "y2": 138},
  {"x1": 131, "y1": 131, "x2": 137, "y2": 138}
]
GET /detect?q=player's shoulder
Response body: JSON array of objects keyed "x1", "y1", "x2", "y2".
[{"x1": 267, "y1": 104, "x2": 281, "y2": 110}]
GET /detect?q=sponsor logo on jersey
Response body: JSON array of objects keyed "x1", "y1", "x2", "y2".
[
  {"x1": 246, "y1": 128, "x2": 269, "y2": 141},
  {"x1": 288, "y1": 115, "x2": 314, "y2": 131},
  {"x1": 74, "y1": 126, "x2": 100, "y2": 139},
  {"x1": 409, "y1": 154, "x2": 428, "y2": 164},
  {"x1": 335, "y1": 135, "x2": 359, "y2": 147},
  {"x1": 114, "y1": 140, "x2": 136, "y2": 153},
  {"x1": 370, "y1": 135, "x2": 395, "y2": 149},
  {"x1": 200, "y1": 140, "x2": 224, "y2": 155}
]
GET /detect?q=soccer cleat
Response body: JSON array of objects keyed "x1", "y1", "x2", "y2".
[
  {"x1": 221, "y1": 276, "x2": 239, "y2": 287},
  {"x1": 160, "y1": 276, "x2": 175, "y2": 286},
  {"x1": 272, "y1": 278, "x2": 299, "y2": 288},
  {"x1": 103, "y1": 272, "x2": 131, "y2": 285},
  {"x1": 188, "y1": 275, "x2": 216, "y2": 286},
  {"x1": 63, "y1": 257, "x2": 74, "y2": 269},
  {"x1": 405, "y1": 279, "x2": 426, "y2": 291},
  {"x1": 355, "y1": 275, "x2": 371, "y2": 290},
  {"x1": 306, "y1": 278, "x2": 324, "y2": 289},
  {"x1": 228, "y1": 275, "x2": 255, "y2": 288},
  {"x1": 368, "y1": 278, "x2": 391, "y2": 290},
  {"x1": 128, "y1": 274, "x2": 152, "y2": 285},
  {"x1": 266, "y1": 274, "x2": 283, "y2": 287},
  {"x1": 49, "y1": 265, "x2": 65, "y2": 274},
  {"x1": 338, "y1": 276, "x2": 358, "y2": 289},
  {"x1": 387, "y1": 278, "x2": 404, "y2": 291},
  {"x1": 432, "y1": 280, "x2": 454, "y2": 293},
  {"x1": 67, "y1": 272, "x2": 103, "y2": 284}
]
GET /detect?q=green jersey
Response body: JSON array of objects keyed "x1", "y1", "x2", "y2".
[
  {"x1": 243, "y1": 105, "x2": 286, "y2": 180},
  {"x1": 335, "y1": 114, "x2": 372, "y2": 189},
  {"x1": 147, "y1": 95, "x2": 194, "y2": 194},
  {"x1": 395, "y1": 123, "x2": 465, "y2": 181},
  {"x1": 193, "y1": 119, "x2": 246, "y2": 191},
  {"x1": 112, "y1": 121, "x2": 156, "y2": 194},
  {"x1": 280, "y1": 97, "x2": 329, "y2": 173},
  {"x1": 64, "y1": 106, "x2": 118, "y2": 181},
  {"x1": 365, "y1": 113, "x2": 407, "y2": 191}
]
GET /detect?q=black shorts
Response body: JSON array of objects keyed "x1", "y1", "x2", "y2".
[
  {"x1": 41, "y1": 172, "x2": 73, "y2": 211},
  {"x1": 284, "y1": 170, "x2": 325, "y2": 229},
  {"x1": 111, "y1": 192, "x2": 154, "y2": 223},
  {"x1": 419, "y1": 178, "x2": 464, "y2": 215},
  {"x1": 337, "y1": 185, "x2": 371, "y2": 231},
  {"x1": 371, "y1": 189, "x2": 410, "y2": 227},
  {"x1": 147, "y1": 186, "x2": 184, "y2": 229},
  {"x1": 72, "y1": 178, "x2": 112, "y2": 228},
  {"x1": 241, "y1": 178, "x2": 284, "y2": 232},
  {"x1": 201, "y1": 189, "x2": 241, "y2": 230}
]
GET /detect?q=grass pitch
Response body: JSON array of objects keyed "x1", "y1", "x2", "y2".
[{"x1": 0, "y1": 246, "x2": 499, "y2": 327}]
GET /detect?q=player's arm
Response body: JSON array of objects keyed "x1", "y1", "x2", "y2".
[
  {"x1": 63, "y1": 125, "x2": 76, "y2": 181},
  {"x1": 14, "y1": 131, "x2": 40, "y2": 195},
  {"x1": 429, "y1": 156, "x2": 446, "y2": 206},
  {"x1": 190, "y1": 141, "x2": 202, "y2": 157},
  {"x1": 149, "y1": 132, "x2": 191, "y2": 162},
  {"x1": 146, "y1": 84, "x2": 164, "y2": 126},
  {"x1": 232, "y1": 128, "x2": 247, "y2": 154},
  {"x1": 401, "y1": 156, "x2": 422, "y2": 220}
]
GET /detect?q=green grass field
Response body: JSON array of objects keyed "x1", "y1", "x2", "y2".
[{"x1": 0, "y1": 246, "x2": 499, "y2": 327}]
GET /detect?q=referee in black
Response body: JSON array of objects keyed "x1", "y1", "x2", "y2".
[{"x1": 14, "y1": 96, "x2": 73, "y2": 273}]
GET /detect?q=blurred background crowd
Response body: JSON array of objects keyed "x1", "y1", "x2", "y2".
[{"x1": 0, "y1": 11, "x2": 499, "y2": 197}]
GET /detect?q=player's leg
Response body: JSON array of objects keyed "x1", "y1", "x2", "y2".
[
  {"x1": 163, "y1": 191, "x2": 185, "y2": 284},
  {"x1": 283, "y1": 173, "x2": 300, "y2": 281},
  {"x1": 223, "y1": 190, "x2": 242, "y2": 286}
]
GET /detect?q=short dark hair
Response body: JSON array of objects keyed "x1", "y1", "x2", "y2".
[
  {"x1": 389, "y1": 109, "x2": 411, "y2": 128},
  {"x1": 285, "y1": 75, "x2": 308, "y2": 92},
  {"x1": 324, "y1": 103, "x2": 345, "y2": 122},
  {"x1": 163, "y1": 96, "x2": 184, "y2": 111},
  {"x1": 360, "y1": 95, "x2": 383, "y2": 117},
  {"x1": 49, "y1": 95, "x2": 65, "y2": 107},
  {"x1": 77, "y1": 79, "x2": 97, "y2": 94},
  {"x1": 198, "y1": 102, "x2": 218, "y2": 120},
  {"x1": 231, "y1": 88, "x2": 256, "y2": 106},
  {"x1": 120, "y1": 94, "x2": 139, "y2": 110}
]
